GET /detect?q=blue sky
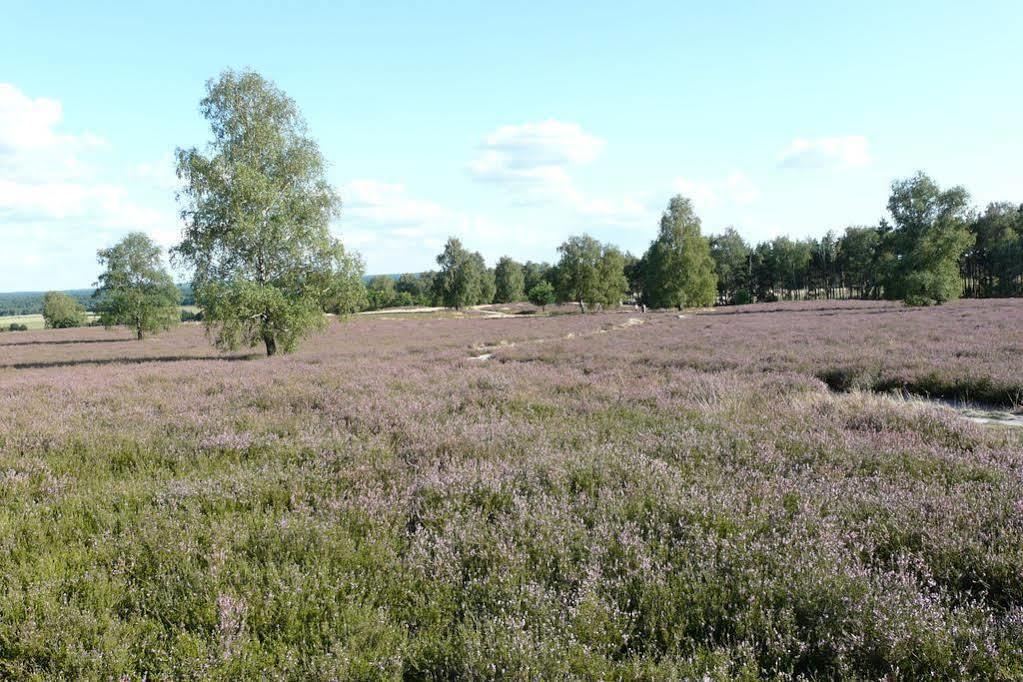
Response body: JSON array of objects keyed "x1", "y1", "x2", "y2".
[{"x1": 1, "y1": 1, "x2": 1021, "y2": 290}]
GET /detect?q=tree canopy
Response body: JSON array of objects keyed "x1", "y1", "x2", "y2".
[
  {"x1": 527, "y1": 281, "x2": 556, "y2": 311},
  {"x1": 555, "y1": 234, "x2": 627, "y2": 312},
  {"x1": 42, "y1": 291, "x2": 86, "y2": 329},
  {"x1": 434, "y1": 238, "x2": 483, "y2": 310},
  {"x1": 964, "y1": 202, "x2": 1023, "y2": 297},
  {"x1": 884, "y1": 172, "x2": 975, "y2": 306},
  {"x1": 173, "y1": 69, "x2": 362, "y2": 356},
  {"x1": 93, "y1": 232, "x2": 180, "y2": 340},
  {"x1": 709, "y1": 227, "x2": 751, "y2": 304},
  {"x1": 494, "y1": 256, "x2": 525, "y2": 303},
  {"x1": 642, "y1": 195, "x2": 717, "y2": 309}
]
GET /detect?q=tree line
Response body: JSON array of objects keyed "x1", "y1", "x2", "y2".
[
  {"x1": 366, "y1": 192, "x2": 719, "y2": 314},
  {"x1": 367, "y1": 171, "x2": 1021, "y2": 314},
  {"x1": 709, "y1": 175, "x2": 1022, "y2": 305},
  {"x1": 6, "y1": 68, "x2": 1020, "y2": 354}
]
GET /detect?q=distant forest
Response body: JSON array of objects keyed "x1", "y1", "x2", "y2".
[{"x1": 0, "y1": 285, "x2": 195, "y2": 317}]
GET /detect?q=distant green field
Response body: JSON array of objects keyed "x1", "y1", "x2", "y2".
[
  {"x1": 0, "y1": 309, "x2": 200, "y2": 332},
  {"x1": 0, "y1": 314, "x2": 46, "y2": 330}
]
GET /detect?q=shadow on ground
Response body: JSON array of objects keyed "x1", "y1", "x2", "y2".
[
  {"x1": 1, "y1": 354, "x2": 257, "y2": 370},
  {"x1": 0, "y1": 337, "x2": 136, "y2": 347}
]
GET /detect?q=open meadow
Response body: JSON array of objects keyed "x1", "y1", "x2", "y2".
[{"x1": 1, "y1": 299, "x2": 1022, "y2": 679}]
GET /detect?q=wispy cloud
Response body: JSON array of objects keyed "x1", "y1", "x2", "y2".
[
  {"x1": 340, "y1": 179, "x2": 531, "y2": 266},
  {"x1": 777, "y1": 136, "x2": 871, "y2": 169},
  {"x1": 468, "y1": 119, "x2": 602, "y2": 205},
  {"x1": 672, "y1": 171, "x2": 761, "y2": 212},
  {"x1": 468, "y1": 119, "x2": 647, "y2": 225},
  {"x1": 0, "y1": 83, "x2": 180, "y2": 287}
]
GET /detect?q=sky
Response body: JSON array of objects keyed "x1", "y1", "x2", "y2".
[{"x1": 1, "y1": 1, "x2": 1021, "y2": 291}]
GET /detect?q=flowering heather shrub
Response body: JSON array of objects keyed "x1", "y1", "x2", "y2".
[{"x1": 0, "y1": 299, "x2": 1020, "y2": 678}]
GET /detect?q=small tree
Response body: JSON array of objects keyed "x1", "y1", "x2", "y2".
[
  {"x1": 709, "y1": 227, "x2": 751, "y2": 303},
  {"x1": 93, "y1": 232, "x2": 180, "y2": 340},
  {"x1": 884, "y1": 172, "x2": 974, "y2": 306},
  {"x1": 494, "y1": 256, "x2": 525, "y2": 303},
  {"x1": 174, "y1": 69, "x2": 358, "y2": 356},
  {"x1": 475, "y1": 256, "x2": 496, "y2": 305},
  {"x1": 596, "y1": 245, "x2": 628, "y2": 308},
  {"x1": 642, "y1": 195, "x2": 717, "y2": 309},
  {"x1": 838, "y1": 226, "x2": 883, "y2": 298},
  {"x1": 555, "y1": 234, "x2": 603, "y2": 312},
  {"x1": 434, "y1": 238, "x2": 482, "y2": 310},
  {"x1": 522, "y1": 261, "x2": 551, "y2": 293},
  {"x1": 42, "y1": 291, "x2": 85, "y2": 329},
  {"x1": 527, "y1": 281, "x2": 556, "y2": 311}
]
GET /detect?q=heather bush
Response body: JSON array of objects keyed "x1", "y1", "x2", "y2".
[{"x1": 0, "y1": 299, "x2": 1020, "y2": 678}]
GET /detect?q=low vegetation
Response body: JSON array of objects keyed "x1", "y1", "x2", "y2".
[{"x1": 0, "y1": 300, "x2": 1020, "y2": 679}]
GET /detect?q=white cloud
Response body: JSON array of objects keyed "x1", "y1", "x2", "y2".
[
  {"x1": 467, "y1": 119, "x2": 648, "y2": 226},
  {"x1": 0, "y1": 83, "x2": 69, "y2": 153},
  {"x1": 343, "y1": 180, "x2": 448, "y2": 226},
  {"x1": 468, "y1": 119, "x2": 604, "y2": 200},
  {"x1": 0, "y1": 83, "x2": 178, "y2": 288},
  {"x1": 0, "y1": 83, "x2": 106, "y2": 172},
  {"x1": 475, "y1": 119, "x2": 604, "y2": 169},
  {"x1": 725, "y1": 171, "x2": 761, "y2": 204},
  {"x1": 673, "y1": 177, "x2": 719, "y2": 210},
  {"x1": 339, "y1": 178, "x2": 571, "y2": 272},
  {"x1": 340, "y1": 179, "x2": 509, "y2": 249},
  {"x1": 672, "y1": 171, "x2": 761, "y2": 212},
  {"x1": 777, "y1": 136, "x2": 871, "y2": 169}
]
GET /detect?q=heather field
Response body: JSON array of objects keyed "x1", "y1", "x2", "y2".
[{"x1": 1, "y1": 300, "x2": 1022, "y2": 679}]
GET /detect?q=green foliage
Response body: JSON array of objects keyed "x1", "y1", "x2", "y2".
[
  {"x1": 493, "y1": 256, "x2": 525, "y2": 303},
  {"x1": 522, "y1": 261, "x2": 551, "y2": 294},
  {"x1": 366, "y1": 275, "x2": 399, "y2": 310},
  {"x1": 527, "y1": 281, "x2": 556, "y2": 311},
  {"x1": 173, "y1": 69, "x2": 359, "y2": 356},
  {"x1": 554, "y1": 235, "x2": 600, "y2": 309},
  {"x1": 709, "y1": 227, "x2": 751, "y2": 304},
  {"x1": 395, "y1": 272, "x2": 436, "y2": 306},
  {"x1": 966, "y1": 202, "x2": 1023, "y2": 296},
  {"x1": 838, "y1": 225, "x2": 884, "y2": 297},
  {"x1": 5, "y1": 323, "x2": 28, "y2": 332},
  {"x1": 93, "y1": 232, "x2": 180, "y2": 340},
  {"x1": 751, "y1": 236, "x2": 813, "y2": 300},
  {"x1": 642, "y1": 195, "x2": 717, "y2": 309},
  {"x1": 41, "y1": 291, "x2": 85, "y2": 328},
  {"x1": 313, "y1": 242, "x2": 366, "y2": 316},
  {"x1": 475, "y1": 255, "x2": 496, "y2": 305},
  {"x1": 884, "y1": 172, "x2": 975, "y2": 306},
  {"x1": 621, "y1": 252, "x2": 643, "y2": 300},
  {"x1": 434, "y1": 238, "x2": 484, "y2": 310},
  {"x1": 0, "y1": 290, "x2": 93, "y2": 317},
  {"x1": 902, "y1": 229, "x2": 975, "y2": 306},
  {"x1": 596, "y1": 245, "x2": 629, "y2": 307},
  {"x1": 555, "y1": 234, "x2": 627, "y2": 312}
]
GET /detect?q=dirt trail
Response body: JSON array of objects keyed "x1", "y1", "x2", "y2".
[{"x1": 466, "y1": 316, "x2": 657, "y2": 361}]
